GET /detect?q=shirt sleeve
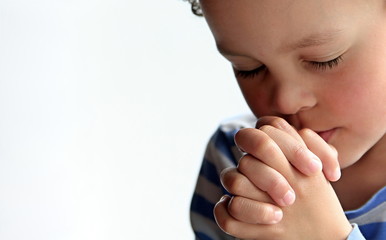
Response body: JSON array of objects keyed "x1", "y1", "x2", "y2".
[
  {"x1": 190, "y1": 126, "x2": 241, "y2": 240},
  {"x1": 347, "y1": 224, "x2": 366, "y2": 240}
]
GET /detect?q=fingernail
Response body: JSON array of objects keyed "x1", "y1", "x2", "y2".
[
  {"x1": 271, "y1": 209, "x2": 283, "y2": 224},
  {"x1": 330, "y1": 167, "x2": 341, "y2": 181},
  {"x1": 307, "y1": 150, "x2": 322, "y2": 173},
  {"x1": 283, "y1": 190, "x2": 295, "y2": 206}
]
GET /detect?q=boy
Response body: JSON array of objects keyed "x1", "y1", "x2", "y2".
[{"x1": 189, "y1": 0, "x2": 386, "y2": 239}]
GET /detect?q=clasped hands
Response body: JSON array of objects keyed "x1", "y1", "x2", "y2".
[{"x1": 214, "y1": 116, "x2": 352, "y2": 240}]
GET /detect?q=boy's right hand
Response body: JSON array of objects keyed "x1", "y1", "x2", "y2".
[
  {"x1": 218, "y1": 116, "x2": 341, "y2": 224},
  {"x1": 255, "y1": 116, "x2": 341, "y2": 182}
]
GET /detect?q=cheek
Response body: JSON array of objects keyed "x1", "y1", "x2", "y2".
[
  {"x1": 324, "y1": 57, "x2": 386, "y2": 121},
  {"x1": 324, "y1": 66, "x2": 386, "y2": 166}
]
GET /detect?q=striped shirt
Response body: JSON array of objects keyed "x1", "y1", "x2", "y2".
[{"x1": 190, "y1": 114, "x2": 386, "y2": 240}]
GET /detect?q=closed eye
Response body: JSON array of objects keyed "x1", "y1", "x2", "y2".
[
  {"x1": 234, "y1": 65, "x2": 266, "y2": 79},
  {"x1": 234, "y1": 55, "x2": 343, "y2": 78},
  {"x1": 309, "y1": 56, "x2": 343, "y2": 71}
]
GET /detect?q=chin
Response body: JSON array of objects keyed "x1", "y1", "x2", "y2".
[
  {"x1": 339, "y1": 160, "x2": 357, "y2": 170},
  {"x1": 338, "y1": 150, "x2": 366, "y2": 170}
]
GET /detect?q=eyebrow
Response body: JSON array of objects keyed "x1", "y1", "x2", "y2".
[
  {"x1": 284, "y1": 29, "x2": 344, "y2": 51},
  {"x1": 217, "y1": 29, "x2": 344, "y2": 57}
]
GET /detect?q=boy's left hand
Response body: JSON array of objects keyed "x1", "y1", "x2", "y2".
[{"x1": 214, "y1": 118, "x2": 352, "y2": 239}]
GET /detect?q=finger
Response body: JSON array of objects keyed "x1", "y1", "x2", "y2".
[
  {"x1": 235, "y1": 127, "x2": 322, "y2": 177},
  {"x1": 228, "y1": 196, "x2": 283, "y2": 224},
  {"x1": 214, "y1": 195, "x2": 239, "y2": 235},
  {"x1": 220, "y1": 167, "x2": 273, "y2": 203},
  {"x1": 299, "y1": 128, "x2": 341, "y2": 181},
  {"x1": 234, "y1": 128, "x2": 292, "y2": 173},
  {"x1": 259, "y1": 125, "x2": 323, "y2": 176},
  {"x1": 256, "y1": 116, "x2": 306, "y2": 147},
  {"x1": 214, "y1": 195, "x2": 278, "y2": 239},
  {"x1": 238, "y1": 154, "x2": 295, "y2": 207}
]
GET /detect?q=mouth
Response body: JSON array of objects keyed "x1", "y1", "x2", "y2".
[{"x1": 316, "y1": 128, "x2": 337, "y2": 143}]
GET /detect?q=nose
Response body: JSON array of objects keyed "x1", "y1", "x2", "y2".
[{"x1": 271, "y1": 78, "x2": 317, "y2": 115}]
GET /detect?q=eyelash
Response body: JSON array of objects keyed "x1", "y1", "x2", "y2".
[
  {"x1": 235, "y1": 66, "x2": 266, "y2": 79},
  {"x1": 235, "y1": 55, "x2": 343, "y2": 79},
  {"x1": 309, "y1": 56, "x2": 343, "y2": 71}
]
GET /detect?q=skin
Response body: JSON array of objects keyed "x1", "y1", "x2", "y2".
[
  {"x1": 216, "y1": 125, "x2": 352, "y2": 239},
  {"x1": 199, "y1": 0, "x2": 386, "y2": 239}
]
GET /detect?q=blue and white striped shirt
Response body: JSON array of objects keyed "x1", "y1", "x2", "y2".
[{"x1": 190, "y1": 114, "x2": 386, "y2": 240}]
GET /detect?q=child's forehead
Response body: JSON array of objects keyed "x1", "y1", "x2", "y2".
[
  {"x1": 201, "y1": 0, "x2": 366, "y2": 53},
  {"x1": 201, "y1": 0, "x2": 356, "y2": 26}
]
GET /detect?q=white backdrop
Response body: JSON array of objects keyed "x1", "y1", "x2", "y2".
[{"x1": 0, "y1": 0, "x2": 250, "y2": 239}]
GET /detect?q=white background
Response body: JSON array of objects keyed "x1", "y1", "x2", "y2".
[{"x1": 0, "y1": 0, "x2": 250, "y2": 239}]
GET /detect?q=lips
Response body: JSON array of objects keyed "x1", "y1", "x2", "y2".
[{"x1": 316, "y1": 128, "x2": 336, "y2": 143}]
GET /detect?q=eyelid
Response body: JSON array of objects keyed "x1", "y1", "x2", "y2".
[
  {"x1": 233, "y1": 51, "x2": 345, "y2": 78},
  {"x1": 308, "y1": 55, "x2": 343, "y2": 71},
  {"x1": 234, "y1": 65, "x2": 266, "y2": 78},
  {"x1": 232, "y1": 61, "x2": 264, "y2": 71}
]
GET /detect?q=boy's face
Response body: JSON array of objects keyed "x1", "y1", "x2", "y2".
[{"x1": 200, "y1": 0, "x2": 386, "y2": 168}]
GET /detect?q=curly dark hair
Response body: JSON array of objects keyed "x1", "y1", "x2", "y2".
[{"x1": 186, "y1": 0, "x2": 203, "y2": 16}]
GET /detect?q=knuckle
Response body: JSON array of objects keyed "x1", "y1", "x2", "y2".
[
  {"x1": 259, "y1": 124, "x2": 273, "y2": 134},
  {"x1": 298, "y1": 128, "x2": 316, "y2": 142},
  {"x1": 298, "y1": 127, "x2": 314, "y2": 137},
  {"x1": 227, "y1": 196, "x2": 245, "y2": 218},
  {"x1": 237, "y1": 155, "x2": 251, "y2": 173},
  {"x1": 236, "y1": 128, "x2": 278, "y2": 158},
  {"x1": 234, "y1": 128, "x2": 252, "y2": 142},
  {"x1": 213, "y1": 202, "x2": 221, "y2": 218},
  {"x1": 258, "y1": 137, "x2": 278, "y2": 157},
  {"x1": 216, "y1": 214, "x2": 237, "y2": 236},
  {"x1": 213, "y1": 206, "x2": 226, "y2": 229},
  {"x1": 221, "y1": 171, "x2": 245, "y2": 195},
  {"x1": 234, "y1": 130, "x2": 242, "y2": 146},
  {"x1": 234, "y1": 128, "x2": 244, "y2": 140},
  {"x1": 234, "y1": 128, "x2": 254, "y2": 152},
  {"x1": 266, "y1": 174, "x2": 287, "y2": 193},
  {"x1": 220, "y1": 167, "x2": 234, "y2": 183},
  {"x1": 292, "y1": 144, "x2": 307, "y2": 162},
  {"x1": 229, "y1": 197, "x2": 277, "y2": 225},
  {"x1": 213, "y1": 202, "x2": 233, "y2": 234},
  {"x1": 258, "y1": 205, "x2": 275, "y2": 223},
  {"x1": 270, "y1": 117, "x2": 289, "y2": 130}
]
